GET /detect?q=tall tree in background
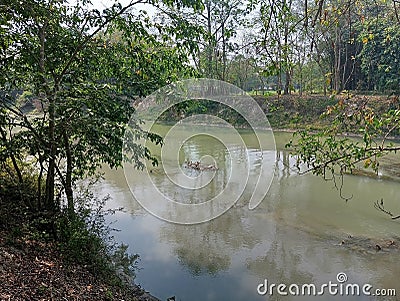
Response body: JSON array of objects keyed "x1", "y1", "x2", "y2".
[
  {"x1": 301, "y1": 0, "x2": 399, "y2": 94},
  {"x1": 359, "y1": 6, "x2": 400, "y2": 92},
  {"x1": 158, "y1": 0, "x2": 246, "y2": 80},
  {"x1": 251, "y1": 0, "x2": 304, "y2": 95},
  {"x1": 287, "y1": 0, "x2": 400, "y2": 213}
]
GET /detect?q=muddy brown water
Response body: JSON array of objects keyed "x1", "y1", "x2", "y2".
[{"x1": 96, "y1": 125, "x2": 400, "y2": 301}]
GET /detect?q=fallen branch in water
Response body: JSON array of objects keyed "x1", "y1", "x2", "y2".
[
  {"x1": 374, "y1": 199, "x2": 400, "y2": 220},
  {"x1": 184, "y1": 160, "x2": 218, "y2": 171}
]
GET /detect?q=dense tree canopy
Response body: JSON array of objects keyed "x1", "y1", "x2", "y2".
[
  {"x1": 360, "y1": 17, "x2": 400, "y2": 92},
  {"x1": 0, "y1": 0, "x2": 201, "y2": 213}
]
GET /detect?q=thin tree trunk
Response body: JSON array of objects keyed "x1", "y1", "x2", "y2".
[
  {"x1": 284, "y1": 22, "x2": 290, "y2": 95},
  {"x1": 63, "y1": 131, "x2": 74, "y2": 216},
  {"x1": 39, "y1": 22, "x2": 56, "y2": 211},
  {"x1": 334, "y1": 24, "x2": 342, "y2": 93},
  {"x1": 206, "y1": 0, "x2": 213, "y2": 78},
  {"x1": 37, "y1": 153, "x2": 44, "y2": 210},
  {"x1": 45, "y1": 109, "x2": 56, "y2": 211},
  {"x1": 221, "y1": 22, "x2": 227, "y2": 81}
]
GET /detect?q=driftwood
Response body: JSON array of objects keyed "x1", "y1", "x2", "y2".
[{"x1": 184, "y1": 160, "x2": 218, "y2": 171}]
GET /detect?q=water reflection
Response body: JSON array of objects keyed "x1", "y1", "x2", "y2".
[{"x1": 97, "y1": 129, "x2": 400, "y2": 301}]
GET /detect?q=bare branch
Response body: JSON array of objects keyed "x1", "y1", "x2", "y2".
[
  {"x1": 393, "y1": 0, "x2": 400, "y2": 23},
  {"x1": 374, "y1": 199, "x2": 400, "y2": 219},
  {"x1": 311, "y1": 0, "x2": 324, "y2": 27}
]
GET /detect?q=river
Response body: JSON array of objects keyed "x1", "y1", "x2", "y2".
[{"x1": 96, "y1": 124, "x2": 400, "y2": 301}]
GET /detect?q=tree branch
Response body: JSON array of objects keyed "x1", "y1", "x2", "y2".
[
  {"x1": 56, "y1": 0, "x2": 146, "y2": 86},
  {"x1": 374, "y1": 199, "x2": 400, "y2": 219}
]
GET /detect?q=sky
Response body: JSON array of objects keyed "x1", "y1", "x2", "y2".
[
  {"x1": 86, "y1": 0, "x2": 156, "y2": 15},
  {"x1": 67, "y1": 0, "x2": 157, "y2": 18}
]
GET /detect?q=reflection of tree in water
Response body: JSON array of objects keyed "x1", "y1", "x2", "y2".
[
  {"x1": 276, "y1": 150, "x2": 292, "y2": 179},
  {"x1": 97, "y1": 166, "x2": 145, "y2": 214},
  {"x1": 174, "y1": 248, "x2": 229, "y2": 276},
  {"x1": 246, "y1": 153, "x2": 322, "y2": 296},
  {"x1": 246, "y1": 226, "x2": 314, "y2": 292},
  {"x1": 158, "y1": 208, "x2": 262, "y2": 276}
]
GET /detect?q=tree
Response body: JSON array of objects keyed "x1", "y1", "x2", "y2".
[
  {"x1": 287, "y1": 95, "x2": 400, "y2": 214},
  {"x1": 301, "y1": 0, "x2": 400, "y2": 94},
  {"x1": 286, "y1": 1, "x2": 400, "y2": 184},
  {"x1": 157, "y1": 0, "x2": 246, "y2": 80},
  {"x1": 249, "y1": 0, "x2": 320, "y2": 95},
  {"x1": 0, "y1": 0, "x2": 200, "y2": 214},
  {"x1": 359, "y1": 16, "x2": 400, "y2": 92}
]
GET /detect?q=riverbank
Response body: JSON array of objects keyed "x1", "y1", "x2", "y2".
[
  {"x1": 154, "y1": 92, "x2": 399, "y2": 132},
  {"x1": 0, "y1": 182, "x2": 161, "y2": 301},
  {"x1": 0, "y1": 224, "x2": 161, "y2": 301},
  {"x1": 252, "y1": 93, "x2": 400, "y2": 130}
]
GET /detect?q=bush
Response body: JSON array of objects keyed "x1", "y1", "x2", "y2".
[
  {"x1": 0, "y1": 159, "x2": 43, "y2": 213},
  {"x1": 56, "y1": 189, "x2": 139, "y2": 282},
  {"x1": 0, "y1": 163, "x2": 139, "y2": 286}
]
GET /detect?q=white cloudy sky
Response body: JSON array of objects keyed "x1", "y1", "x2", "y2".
[{"x1": 77, "y1": 0, "x2": 156, "y2": 15}]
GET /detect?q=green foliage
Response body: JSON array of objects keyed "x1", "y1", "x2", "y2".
[
  {"x1": 225, "y1": 55, "x2": 261, "y2": 91},
  {"x1": 158, "y1": 99, "x2": 250, "y2": 126},
  {"x1": 0, "y1": 0, "x2": 201, "y2": 213},
  {"x1": 56, "y1": 189, "x2": 139, "y2": 279},
  {"x1": 165, "y1": 0, "x2": 247, "y2": 80},
  {"x1": 287, "y1": 96, "x2": 400, "y2": 184},
  {"x1": 0, "y1": 159, "x2": 138, "y2": 285},
  {"x1": 359, "y1": 18, "x2": 400, "y2": 92},
  {"x1": 0, "y1": 158, "x2": 44, "y2": 211},
  {"x1": 0, "y1": 0, "x2": 202, "y2": 285},
  {"x1": 254, "y1": 0, "x2": 301, "y2": 94}
]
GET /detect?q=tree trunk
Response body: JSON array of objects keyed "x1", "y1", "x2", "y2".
[
  {"x1": 283, "y1": 23, "x2": 290, "y2": 95},
  {"x1": 221, "y1": 21, "x2": 227, "y2": 81},
  {"x1": 206, "y1": 1, "x2": 213, "y2": 78},
  {"x1": 39, "y1": 22, "x2": 56, "y2": 212},
  {"x1": 37, "y1": 153, "x2": 44, "y2": 210},
  {"x1": 284, "y1": 69, "x2": 291, "y2": 95},
  {"x1": 334, "y1": 24, "x2": 342, "y2": 93},
  {"x1": 45, "y1": 101, "x2": 56, "y2": 211},
  {"x1": 63, "y1": 131, "x2": 74, "y2": 216}
]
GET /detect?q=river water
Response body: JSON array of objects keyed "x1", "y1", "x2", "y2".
[{"x1": 97, "y1": 124, "x2": 400, "y2": 301}]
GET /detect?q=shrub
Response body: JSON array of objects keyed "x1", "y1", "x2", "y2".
[{"x1": 56, "y1": 188, "x2": 139, "y2": 282}]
